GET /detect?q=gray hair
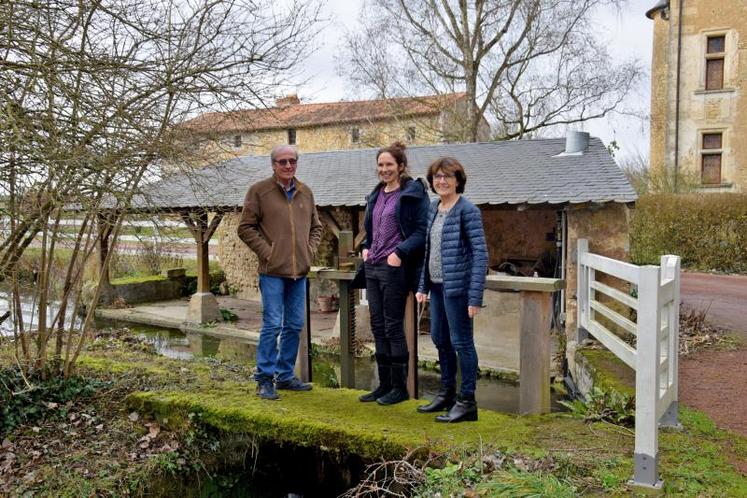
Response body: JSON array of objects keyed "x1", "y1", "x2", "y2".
[{"x1": 270, "y1": 144, "x2": 298, "y2": 164}]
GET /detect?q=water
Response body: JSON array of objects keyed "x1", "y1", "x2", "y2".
[{"x1": 0, "y1": 290, "x2": 81, "y2": 336}]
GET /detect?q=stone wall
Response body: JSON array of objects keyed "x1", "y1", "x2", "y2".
[
  {"x1": 649, "y1": 0, "x2": 747, "y2": 191},
  {"x1": 197, "y1": 116, "x2": 445, "y2": 163},
  {"x1": 216, "y1": 207, "x2": 355, "y2": 303},
  {"x1": 565, "y1": 203, "x2": 632, "y2": 341},
  {"x1": 481, "y1": 209, "x2": 557, "y2": 271}
]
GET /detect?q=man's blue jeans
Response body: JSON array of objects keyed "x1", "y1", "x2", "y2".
[
  {"x1": 428, "y1": 283, "x2": 478, "y2": 398},
  {"x1": 256, "y1": 274, "x2": 306, "y2": 383}
]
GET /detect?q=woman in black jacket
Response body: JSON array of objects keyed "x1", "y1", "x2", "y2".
[{"x1": 359, "y1": 142, "x2": 430, "y2": 405}]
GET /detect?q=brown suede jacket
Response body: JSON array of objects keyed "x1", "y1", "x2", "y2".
[{"x1": 237, "y1": 176, "x2": 323, "y2": 279}]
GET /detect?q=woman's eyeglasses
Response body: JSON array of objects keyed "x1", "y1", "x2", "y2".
[{"x1": 434, "y1": 173, "x2": 455, "y2": 182}]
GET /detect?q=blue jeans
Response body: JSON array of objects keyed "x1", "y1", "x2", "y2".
[
  {"x1": 256, "y1": 274, "x2": 306, "y2": 383},
  {"x1": 429, "y1": 283, "x2": 478, "y2": 398}
]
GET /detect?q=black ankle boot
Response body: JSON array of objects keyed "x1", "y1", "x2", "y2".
[
  {"x1": 360, "y1": 354, "x2": 391, "y2": 402},
  {"x1": 417, "y1": 387, "x2": 456, "y2": 413},
  {"x1": 377, "y1": 357, "x2": 409, "y2": 406},
  {"x1": 435, "y1": 395, "x2": 477, "y2": 423}
]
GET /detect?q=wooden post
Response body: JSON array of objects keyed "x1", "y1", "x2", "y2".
[
  {"x1": 405, "y1": 293, "x2": 418, "y2": 399},
  {"x1": 298, "y1": 278, "x2": 312, "y2": 382},
  {"x1": 519, "y1": 290, "x2": 552, "y2": 415},
  {"x1": 339, "y1": 279, "x2": 355, "y2": 388},
  {"x1": 181, "y1": 209, "x2": 223, "y2": 323}
]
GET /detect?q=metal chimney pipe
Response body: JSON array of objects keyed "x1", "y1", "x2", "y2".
[{"x1": 565, "y1": 131, "x2": 590, "y2": 154}]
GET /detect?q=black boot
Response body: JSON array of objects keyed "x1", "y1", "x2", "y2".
[
  {"x1": 359, "y1": 354, "x2": 391, "y2": 402},
  {"x1": 377, "y1": 356, "x2": 409, "y2": 405},
  {"x1": 416, "y1": 386, "x2": 456, "y2": 413},
  {"x1": 435, "y1": 395, "x2": 477, "y2": 423}
]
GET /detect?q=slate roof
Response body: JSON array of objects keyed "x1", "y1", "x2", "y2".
[
  {"x1": 133, "y1": 137, "x2": 637, "y2": 211},
  {"x1": 180, "y1": 93, "x2": 465, "y2": 133}
]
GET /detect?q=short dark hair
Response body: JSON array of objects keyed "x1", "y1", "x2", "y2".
[
  {"x1": 426, "y1": 157, "x2": 467, "y2": 194},
  {"x1": 376, "y1": 141, "x2": 410, "y2": 179}
]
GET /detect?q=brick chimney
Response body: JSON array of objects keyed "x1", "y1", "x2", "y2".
[{"x1": 276, "y1": 93, "x2": 300, "y2": 107}]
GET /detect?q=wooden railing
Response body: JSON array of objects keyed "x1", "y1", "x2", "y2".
[{"x1": 577, "y1": 238, "x2": 680, "y2": 489}]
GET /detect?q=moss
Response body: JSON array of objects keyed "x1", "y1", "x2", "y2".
[
  {"x1": 17, "y1": 339, "x2": 744, "y2": 496},
  {"x1": 127, "y1": 386, "x2": 540, "y2": 461},
  {"x1": 110, "y1": 274, "x2": 168, "y2": 285},
  {"x1": 577, "y1": 348, "x2": 636, "y2": 397}
]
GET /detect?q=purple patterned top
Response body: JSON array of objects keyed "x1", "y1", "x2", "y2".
[{"x1": 367, "y1": 188, "x2": 403, "y2": 264}]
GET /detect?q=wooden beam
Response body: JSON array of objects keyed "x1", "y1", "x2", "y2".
[
  {"x1": 485, "y1": 275, "x2": 564, "y2": 293},
  {"x1": 204, "y1": 212, "x2": 224, "y2": 243},
  {"x1": 319, "y1": 210, "x2": 341, "y2": 238},
  {"x1": 354, "y1": 230, "x2": 366, "y2": 250}
]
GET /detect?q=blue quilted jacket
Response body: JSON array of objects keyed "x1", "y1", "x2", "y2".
[{"x1": 418, "y1": 196, "x2": 488, "y2": 307}]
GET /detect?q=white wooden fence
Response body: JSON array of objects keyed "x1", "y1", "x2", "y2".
[{"x1": 577, "y1": 239, "x2": 680, "y2": 489}]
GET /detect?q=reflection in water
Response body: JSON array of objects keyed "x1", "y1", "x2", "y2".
[
  {"x1": 100, "y1": 321, "x2": 563, "y2": 414},
  {"x1": 0, "y1": 290, "x2": 81, "y2": 336}
]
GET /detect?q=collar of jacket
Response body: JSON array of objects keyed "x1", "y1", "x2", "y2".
[
  {"x1": 271, "y1": 174, "x2": 310, "y2": 196},
  {"x1": 366, "y1": 177, "x2": 427, "y2": 202}
]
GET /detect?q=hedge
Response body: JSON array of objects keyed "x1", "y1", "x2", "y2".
[{"x1": 630, "y1": 193, "x2": 747, "y2": 273}]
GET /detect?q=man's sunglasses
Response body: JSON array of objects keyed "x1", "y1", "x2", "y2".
[{"x1": 274, "y1": 158, "x2": 297, "y2": 167}]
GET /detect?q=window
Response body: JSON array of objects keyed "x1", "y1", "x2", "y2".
[
  {"x1": 705, "y1": 35, "x2": 725, "y2": 91},
  {"x1": 406, "y1": 126, "x2": 416, "y2": 142},
  {"x1": 701, "y1": 132, "x2": 723, "y2": 185},
  {"x1": 233, "y1": 134, "x2": 242, "y2": 148},
  {"x1": 351, "y1": 127, "x2": 360, "y2": 144},
  {"x1": 287, "y1": 128, "x2": 296, "y2": 145}
]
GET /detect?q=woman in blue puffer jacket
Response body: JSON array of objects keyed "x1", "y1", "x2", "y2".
[{"x1": 416, "y1": 157, "x2": 488, "y2": 423}]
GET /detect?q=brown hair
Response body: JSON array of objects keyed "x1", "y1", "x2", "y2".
[
  {"x1": 376, "y1": 141, "x2": 411, "y2": 180},
  {"x1": 426, "y1": 157, "x2": 467, "y2": 194}
]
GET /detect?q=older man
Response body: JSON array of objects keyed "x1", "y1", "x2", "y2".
[{"x1": 238, "y1": 145, "x2": 324, "y2": 400}]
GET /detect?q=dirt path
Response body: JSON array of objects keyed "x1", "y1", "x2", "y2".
[
  {"x1": 679, "y1": 271, "x2": 747, "y2": 442},
  {"x1": 681, "y1": 272, "x2": 747, "y2": 341}
]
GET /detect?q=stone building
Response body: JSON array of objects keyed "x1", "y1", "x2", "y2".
[
  {"x1": 137, "y1": 132, "x2": 637, "y2": 349},
  {"x1": 647, "y1": 0, "x2": 747, "y2": 192},
  {"x1": 179, "y1": 92, "x2": 491, "y2": 162}
]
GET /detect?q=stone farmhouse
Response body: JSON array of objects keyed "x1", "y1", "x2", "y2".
[
  {"x1": 179, "y1": 92, "x2": 491, "y2": 161},
  {"x1": 647, "y1": 0, "x2": 747, "y2": 191}
]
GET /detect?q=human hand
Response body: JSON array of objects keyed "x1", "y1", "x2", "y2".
[
  {"x1": 468, "y1": 306, "x2": 481, "y2": 318},
  {"x1": 362, "y1": 249, "x2": 369, "y2": 262},
  {"x1": 387, "y1": 252, "x2": 402, "y2": 267},
  {"x1": 416, "y1": 292, "x2": 427, "y2": 303}
]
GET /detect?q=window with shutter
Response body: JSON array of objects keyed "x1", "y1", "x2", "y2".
[
  {"x1": 701, "y1": 132, "x2": 723, "y2": 185},
  {"x1": 705, "y1": 35, "x2": 725, "y2": 91}
]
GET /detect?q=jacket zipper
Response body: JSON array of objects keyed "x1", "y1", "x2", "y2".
[{"x1": 288, "y1": 194, "x2": 297, "y2": 278}]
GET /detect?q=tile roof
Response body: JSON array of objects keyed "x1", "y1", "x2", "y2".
[
  {"x1": 180, "y1": 93, "x2": 466, "y2": 133},
  {"x1": 133, "y1": 137, "x2": 637, "y2": 211}
]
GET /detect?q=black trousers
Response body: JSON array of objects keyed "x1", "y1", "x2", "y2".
[{"x1": 365, "y1": 261, "x2": 409, "y2": 358}]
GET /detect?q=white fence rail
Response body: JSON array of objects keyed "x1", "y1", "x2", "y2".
[{"x1": 577, "y1": 239, "x2": 680, "y2": 489}]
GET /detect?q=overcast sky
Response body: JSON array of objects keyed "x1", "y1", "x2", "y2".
[{"x1": 292, "y1": 0, "x2": 655, "y2": 162}]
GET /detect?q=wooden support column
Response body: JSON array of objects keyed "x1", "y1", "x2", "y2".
[
  {"x1": 97, "y1": 212, "x2": 115, "y2": 286},
  {"x1": 339, "y1": 278, "x2": 355, "y2": 388},
  {"x1": 298, "y1": 279, "x2": 312, "y2": 382},
  {"x1": 519, "y1": 291, "x2": 552, "y2": 414},
  {"x1": 180, "y1": 209, "x2": 223, "y2": 324},
  {"x1": 405, "y1": 293, "x2": 418, "y2": 399},
  {"x1": 485, "y1": 275, "x2": 564, "y2": 415}
]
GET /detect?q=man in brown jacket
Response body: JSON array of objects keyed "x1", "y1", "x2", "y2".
[{"x1": 237, "y1": 145, "x2": 323, "y2": 400}]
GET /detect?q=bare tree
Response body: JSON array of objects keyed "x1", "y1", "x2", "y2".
[
  {"x1": 0, "y1": 0, "x2": 322, "y2": 377},
  {"x1": 339, "y1": 0, "x2": 642, "y2": 141}
]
